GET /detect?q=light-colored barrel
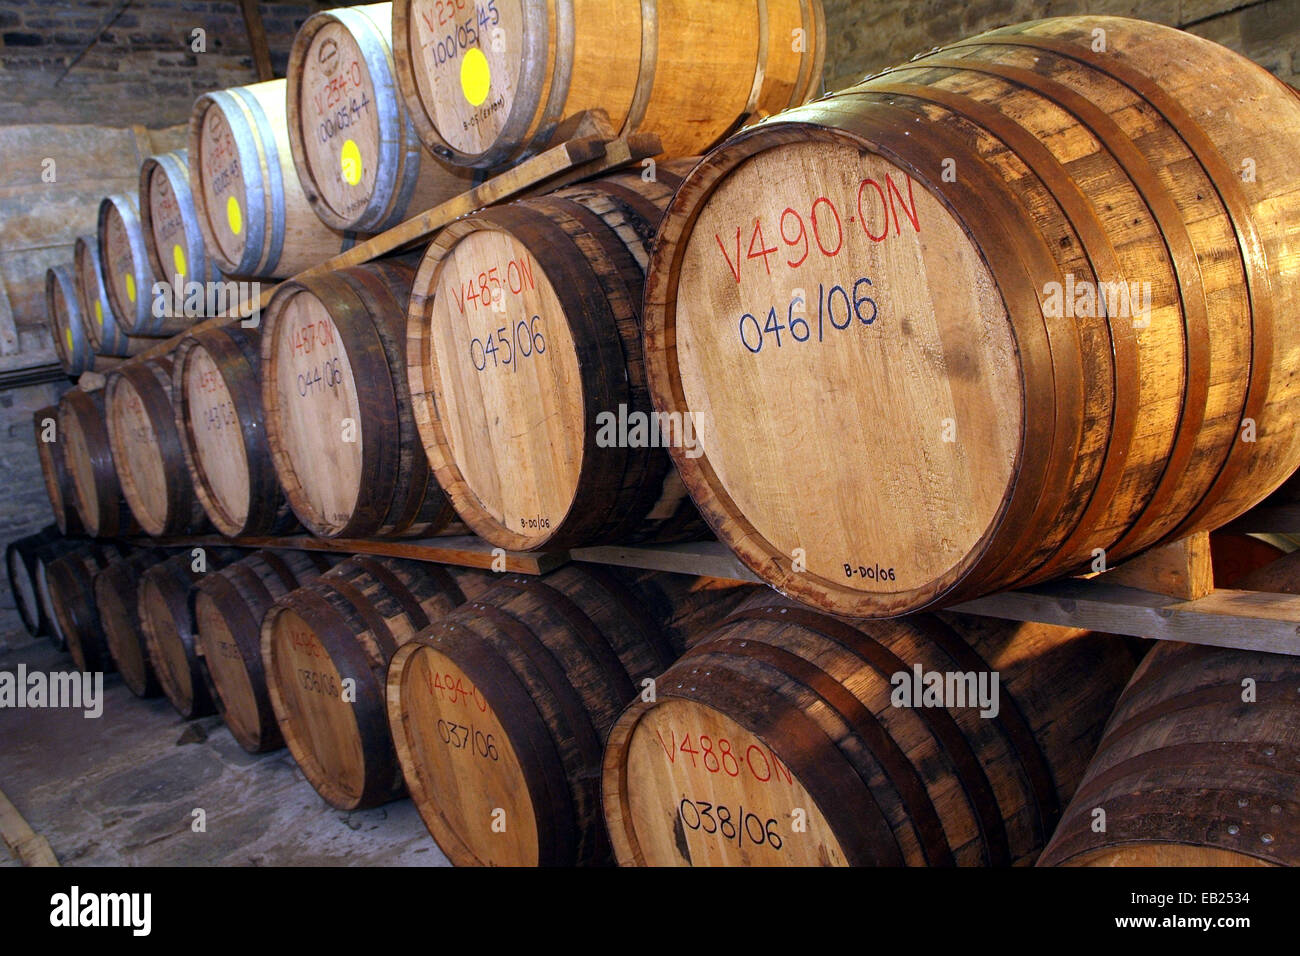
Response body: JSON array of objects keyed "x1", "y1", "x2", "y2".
[
  {"x1": 73, "y1": 236, "x2": 150, "y2": 358},
  {"x1": 139, "y1": 150, "x2": 221, "y2": 313},
  {"x1": 96, "y1": 549, "x2": 171, "y2": 697},
  {"x1": 408, "y1": 162, "x2": 703, "y2": 550},
  {"x1": 45, "y1": 542, "x2": 131, "y2": 672},
  {"x1": 644, "y1": 15, "x2": 1300, "y2": 617},
  {"x1": 58, "y1": 387, "x2": 139, "y2": 538},
  {"x1": 189, "y1": 79, "x2": 352, "y2": 279},
  {"x1": 97, "y1": 193, "x2": 171, "y2": 335},
  {"x1": 46, "y1": 265, "x2": 94, "y2": 375},
  {"x1": 392, "y1": 0, "x2": 826, "y2": 168},
  {"x1": 287, "y1": 3, "x2": 472, "y2": 232}
]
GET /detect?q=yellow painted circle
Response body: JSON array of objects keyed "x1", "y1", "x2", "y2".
[
  {"x1": 172, "y1": 243, "x2": 187, "y2": 280},
  {"x1": 226, "y1": 195, "x2": 243, "y2": 236},
  {"x1": 94, "y1": 300, "x2": 104, "y2": 326},
  {"x1": 461, "y1": 48, "x2": 491, "y2": 107},
  {"x1": 65, "y1": 328, "x2": 73, "y2": 352},
  {"x1": 340, "y1": 139, "x2": 363, "y2": 187},
  {"x1": 125, "y1": 272, "x2": 136, "y2": 304}
]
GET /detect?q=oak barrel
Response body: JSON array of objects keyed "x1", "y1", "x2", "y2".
[
  {"x1": 262, "y1": 556, "x2": 484, "y2": 809},
  {"x1": 73, "y1": 235, "x2": 149, "y2": 358},
  {"x1": 262, "y1": 258, "x2": 459, "y2": 538},
  {"x1": 97, "y1": 193, "x2": 169, "y2": 335},
  {"x1": 189, "y1": 79, "x2": 351, "y2": 279},
  {"x1": 172, "y1": 324, "x2": 299, "y2": 537},
  {"x1": 6, "y1": 526, "x2": 64, "y2": 638},
  {"x1": 194, "y1": 549, "x2": 337, "y2": 753},
  {"x1": 96, "y1": 549, "x2": 170, "y2": 697},
  {"x1": 387, "y1": 564, "x2": 698, "y2": 866},
  {"x1": 139, "y1": 150, "x2": 221, "y2": 310},
  {"x1": 138, "y1": 548, "x2": 239, "y2": 719},
  {"x1": 34, "y1": 404, "x2": 85, "y2": 536},
  {"x1": 58, "y1": 388, "x2": 139, "y2": 538},
  {"x1": 1039, "y1": 639, "x2": 1300, "y2": 866},
  {"x1": 392, "y1": 0, "x2": 826, "y2": 168},
  {"x1": 45, "y1": 542, "x2": 131, "y2": 672},
  {"x1": 603, "y1": 597, "x2": 1136, "y2": 866},
  {"x1": 408, "y1": 162, "x2": 703, "y2": 550},
  {"x1": 287, "y1": 3, "x2": 472, "y2": 232},
  {"x1": 644, "y1": 15, "x2": 1300, "y2": 618},
  {"x1": 46, "y1": 265, "x2": 94, "y2": 375},
  {"x1": 31, "y1": 539, "x2": 86, "y2": 651},
  {"x1": 1209, "y1": 532, "x2": 1290, "y2": 588}
]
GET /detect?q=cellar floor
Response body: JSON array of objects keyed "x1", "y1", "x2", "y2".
[{"x1": 0, "y1": 638, "x2": 449, "y2": 867}]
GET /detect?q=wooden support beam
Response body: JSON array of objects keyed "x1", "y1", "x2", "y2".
[
  {"x1": 239, "y1": 0, "x2": 275, "y2": 82},
  {"x1": 1097, "y1": 531, "x2": 1213, "y2": 600},
  {"x1": 0, "y1": 787, "x2": 58, "y2": 867}
]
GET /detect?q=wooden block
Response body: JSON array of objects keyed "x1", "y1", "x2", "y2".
[
  {"x1": 1099, "y1": 531, "x2": 1213, "y2": 600},
  {"x1": 0, "y1": 787, "x2": 58, "y2": 867}
]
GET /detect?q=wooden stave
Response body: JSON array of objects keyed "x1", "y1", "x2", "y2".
[
  {"x1": 387, "y1": 563, "x2": 681, "y2": 866},
  {"x1": 1038, "y1": 639, "x2": 1299, "y2": 867},
  {"x1": 391, "y1": 0, "x2": 825, "y2": 169},
  {"x1": 46, "y1": 542, "x2": 131, "y2": 672},
  {"x1": 171, "y1": 324, "x2": 299, "y2": 538},
  {"x1": 46, "y1": 265, "x2": 94, "y2": 375},
  {"x1": 261, "y1": 555, "x2": 482, "y2": 809},
  {"x1": 97, "y1": 193, "x2": 169, "y2": 336},
  {"x1": 407, "y1": 163, "x2": 704, "y2": 551},
  {"x1": 5, "y1": 526, "x2": 65, "y2": 638},
  {"x1": 189, "y1": 79, "x2": 351, "y2": 280},
  {"x1": 95, "y1": 549, "x2": 171, "y2": 697},
  {"x1": 137, "y1": 549, "x2": 240, "y2": 719},
  {"x1": 138, "y1": 150, "x2": 221, "y2": 307},
  {"x1": 287, "y1": 3, "x2": 472, "y2": 233},
  {"x1": 601, "y1": 596, "x2": 1137, "y2": 866},
  {"x1": 641, "y1": 16, "x2": 1300, "y2": 618},
  {"x1": 262, "y1": 258, "x2": 458, "y2": 538},
  {"x1": 34, "y1": 405, "x2": 86, "y2": 537},
  {"x1": 58, "y1": 388, "x2": 139, "y2": 539},
  {"x1": 73, "y1": 236, "x2": 149, "y2": 357},
  {"x1": 106, "y1": 355, "x2": 210, "y2": 537},
  {"x1": 193, "y1": 549, "x2": 337, "y2": 753}
]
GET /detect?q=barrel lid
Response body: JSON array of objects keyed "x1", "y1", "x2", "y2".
[
  {"x1": 59, "y1": 396, "x2": 104, "y2": 536},
  {"x1": 106, "y1": 372, "x2": 170, "y2": 536},
  {"x1": 195, "y1": 99, "x2": 253, "y2": 271},
  {"x1": 99, "y1": 196, "x2": 147, "y2": 327},
  {"x1": 193, "y1": 590, "x2": 262, "y2": 750},
  {"x1": 145, "y1": 159, "x2": 194, "y2": 289},
  {"x1": 139, "y1": 573, "x2": 194, "y2": 712},
  {"x1": 180, "y1": 342, "x2": 252, "y2": 534}
]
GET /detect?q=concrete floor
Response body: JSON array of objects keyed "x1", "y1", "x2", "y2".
[{"x1": 0, "y1": 636, "x2": 451, "y2": 867}]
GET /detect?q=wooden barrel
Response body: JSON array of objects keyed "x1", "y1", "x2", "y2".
[
  {"x1": 138, "y1": 548, "x2": 240, "y2": 719},
  {"x1": 262, "y1": 556, "x2": 484, "y2": 809},
  {"x1": 139, "y1": 150, "x2": 221, "y2": 311},
  {"x1": 105, "y1": 355, "x2": 208, "y2": 536},
  {"x1": 262, "y1": 258, "x2": 459, "y2": 537},
  {"x1": 387, "y1": 564, "x2": 690, "y2": 866},
  {"x1": 1039, "y1": 639, "x2": 1299, "y2": 866},
  {"x1": 97, "y1": 193, "x2": 170, "y2": 336},
  {"x1": 643, "y1": 16, "x2": 1300, "y2": 618},
  {"x1": 1209, "y1": 532, "x2": 1290, "y2": 588},
  {"x1": 5, "y1": 526, "x2": 64, "y2": 638},
  {"x1": 189, "y1": 79, "x2": 351, "y2": 279},
  {"x1": 194, "y1": 549, "x2": 337, "y2": 753},
  {"x1": 31, "y1": 539, "x2": 86, "y2": 652},
  {"x1": 46, "y1": 265, "x2": 94, "y2": 375},
  {"x1": 73, "y1": 236, "x2": 149, "y2": 358},
  {"x1": 408, "y1": 163, "x2": 703, "y2": 550},
  {"x1": 602, "y1": 597, "x2": 1136, "y2": 866},
  {"x1": 45, "y1": 542, "x2": 130, "y2": 672},
  {"x1": 287, "y1": 3, "x2": 472, "y2": 232},
  {"x1": 34, "y1": 404, "x2": 86, "y2": 536},
  {"x1": 171, "y1": 324, "x2": 298, "y2": 537},
  {"x1": 392, "y1": 0, "x2": 826, "y2": 169},
  {"x1": 58, "y1": 388, "x2": 139, "y2": 538},
  {"x1": 96, "y1": 549, "x2": 170, "y2": 697}
]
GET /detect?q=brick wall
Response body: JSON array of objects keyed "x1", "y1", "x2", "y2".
[{"x1": 822, "y1": 0, "x2": 1300, "y2": 91}]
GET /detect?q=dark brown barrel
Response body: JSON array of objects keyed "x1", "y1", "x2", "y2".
[
  {"x1": 96, "y1": 549, "x2": 172, "y2": 698},
  {"x1": 105, "y1": 355, "x2": 209, "y2": 536},
  {"x1": 138, "y1": 548, "x2": 240, "y2": 719},
  {"x1": 1039, "y1": 638, "x2": 1299, "y2": 867},
  {"x1": 261, "y1": 258, "x2": 458, "y2": 538},
  {"x1": 603, "y1": 598, "x2": 1138, "y2": 866},
  {"x1": 194, "y1": 549, "x2": 337, "y2": 753},
  {"x1": 261, "y1": 556, "x2": 486, "y2": 809},
  {"x1": 386, "y1": 564, "x2": 684, "y2": 866},
  {"x1": 46, "y1": 265, "x2": 94, "y2": 375},
  {"x1": 6, "y1": 526, "x2": 64, "y2": 638},
  {"x1": 46, "y1": 542, "x2": 131, "y2": 672},
  {"x1": 98, "y1": 193, "x2": 170, "y2": 336},
  {"x1": 32, "y1": 539, "x2": 86, "y2": 651},
  {"x1": 407, "y1": 162, "x2": 705, "y2": 550},
  {"x1": 1209, "y1": 532, "x2": 1290, "y2": 588},
  {"x1": 172, "y1": 323, "x2": 299, "y2": 537},
  {"x1": 58, "y1": 388, "x2": 139, "y2": 538},
  {"x1": 34, "y1": 405, "x2": 85, "y2": 536},
  {"x1": 73, "y1": 235, "x2": 150, "y2": 358}
]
